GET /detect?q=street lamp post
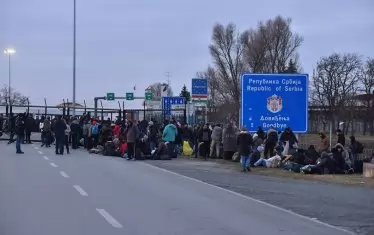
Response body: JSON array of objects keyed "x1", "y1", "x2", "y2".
[
  {"x1": 72, "y1": 0, "x2": 77, "y2": 116},
  {"x1": 4, "y1": 48, "x2": 16, "y2": 106}
]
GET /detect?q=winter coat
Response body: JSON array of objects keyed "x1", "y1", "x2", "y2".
[
  {"x1": 54, "y1": 120, "x2": 67, "y2": 137},
  {"x1": 337, "y1": 133, "x2": 346, "y2": 146},
  {"x1": 15, "y1": 115, "x2": 26, "y2": 136},
  {"x1": 199, "y1": 128, "x2": 211, "y2": 142},
  {"x1": 126, "y1": 122, "x2": 140, "y2": 143},
  {"x1": 222, "y1": 125, "x2": 238, "y2": 152},
  {"x1": 211, "y1": 126, "x2": 223, "y2": 142},
  {"x1": 162, "y1": 123, "x2": 177, "y2": 142},
  {"x1": 236, "y1": 131, "x2": 253, "y2": 156}
]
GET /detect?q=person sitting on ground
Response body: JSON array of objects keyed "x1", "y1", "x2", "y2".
[
  {"x1": 264, "y1": 126, "x2": 278, "y2": 158},
  {"x1": 305, "y1": 145, "x2": 320, "y2": 165},
  {"x1": 280, "y1": 127, "x2": 298, "y2": 150},
  {"x1": 254, "y1": 151, "x2": 282, "y2": 168}
]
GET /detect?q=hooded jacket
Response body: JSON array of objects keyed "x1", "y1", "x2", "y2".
[
  {"x1": 236, "y1": 131, "x2": 253, "y2": 156},
  {"x1": 162, "y1": 123, "x2": 177, "y2": 142},
  {"x1": 223, "y1": 124, "x2": 238, "y2": 152},
  {"x1": 211, "y1": 126, "x2": 223, "y2": 141}
]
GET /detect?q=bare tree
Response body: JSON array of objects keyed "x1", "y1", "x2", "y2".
[
  {"x1": 208, "y1": 23, "x2": 245, "y2": 118},
  {"x1": 0, "y1": 86, "x2": 28, "y2": 105},
  {"x1": 145, "y1": 82, "x2": 173, "y2": 101},
  {"x1": 357, "y1": 58, "x2": 374, "y2": 134},
  {"x1": 241, "y1": 16, "x2": 303, "y2": 73},
  {"x1": 311, "y1": 53, "x2": 362, "y2": 131}
]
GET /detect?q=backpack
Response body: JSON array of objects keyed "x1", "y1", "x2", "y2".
[{"x1": 91, "y1": 124, "x2": 99, "y2": 135}]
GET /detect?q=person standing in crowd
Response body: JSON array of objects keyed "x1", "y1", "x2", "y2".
[
  {"x1": 222, "y1": 121, "x2": 238, "y2": 160},
  {"x1": 319, "y1": 132, "x2": 329, "y2": 153},
  {"x1": 256, "y1": 126, "x2": 266, "y2": 141},
  {"x1": 199, "y1": 123, "x2": 211, "y2": 159},
  {"x1": 125, "y1": 118, "x2": 140, "y2": 160},
  {"x1": 8, "y1": 113, "x2": 15, "y2": 144},
  {"x1": 147, "y1": 121, "x2": 158, "y2": 151},
  {"x1": 83, "y1": 120, "x2": 92, "y2": 149},
  {"x1": 54, "y1": 115, "x2": 67, "y2": 155},
  {"x1": 210, "y1": 124, "x2": 222, "y2": 158},
  {"x1": 91, "y1": 119, "x2": 100, "y2": 148},
  {"x1": 70, "y1": 117, "x2": 80, "y2": 149},
  {"x1": 237, "y1": 127, "x2": 253, "y2": 172},
  {"x1": 15, "y1": 113, "x2": 26, "y2": 154},
  {"x1": 192, "y1": 124, "x2": 201, "y2": 158},
  {"x1": 41, "y1": 117, "x2": 51, "y2": 147},
  {"x1": 0, "y1": 114, "x2": 4, "y2": 132},
  {"x1": 24, "y1": 114, "x2": 33, "y2": 144},
  {"x1": 264, "y1": 126, "x2": 278, "y2": 158},
  {"x1": 162, "y1": 119, "x2": 177, "y2": 159},
  {"x1": 336, "y1": 129, "x2": 346, "y2": 146},
  {"x1": 63, "y1": 118, "x2": 71, "y2": 154}
]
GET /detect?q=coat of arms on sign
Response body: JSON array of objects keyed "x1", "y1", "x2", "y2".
[{"x1": 267, "y1": 94, "x2": 283, "y2": 113}]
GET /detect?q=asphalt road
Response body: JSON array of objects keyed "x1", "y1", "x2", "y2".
[
  {"x1": 0, "y1": 142, "x2": 358, "y2": 235},
  {"x1": 147, "y1": 159, "x2": 374, "y2": 235}
]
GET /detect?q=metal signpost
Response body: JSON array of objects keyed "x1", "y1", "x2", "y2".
[
  {"x1": 191, "y1": 78, "x2": 208, "y2": 102},
  {"x1": 241, "y1": 73, "x2": 308, "y2": 133},
  {"x1": 191, "y1": 78, "x2": 208, "y2": 123},
  {"x1": 162, "y1": 97, "x2": 185, "y2": 119},
  {"x1": 106, "y1": 92, "x2": 115, "y2": 101}
]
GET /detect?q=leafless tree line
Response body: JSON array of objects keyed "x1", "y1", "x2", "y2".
[
  {"x1": 197, "y1": 16, "x2": 303, "y2": 123},
  {"x1": 197, "y1": 15, "x2": 374, "y2": 135},
  {"x1": 311, "y1": 55, "x2": 374, "y2": 135},
  {"x1": 0, "y1": 85, "x2": 28, "y2": 106}
]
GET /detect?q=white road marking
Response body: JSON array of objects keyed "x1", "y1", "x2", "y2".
[
  {"x1": 142, "y1": 162, "x2": 355, "y2": 235},
  {"x1": 73, "y1": 185, "x2": 88, "y2": 196},
  {"x1": 38, "y1": 151, "x2": 44, "y2": 155},
  {"x1": 60, "y1": 171, "x2": 70, "y2": 178},
  {"x1": 34, "y1": 147, "x2": 39, "y2": 150},
  {"x1": 96, "y1": 209, "x2": 123, "y2": 228},
  {"x1": 43, "y1": 156, "x2": 49, "y2": 161},
  {"x1": 50, "y1": 162, "x2": 58, "y2": 167}
]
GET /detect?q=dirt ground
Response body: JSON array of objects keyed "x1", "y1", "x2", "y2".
[{"x1": 181, "y1": 156, "x2": 374, "y2": 188}]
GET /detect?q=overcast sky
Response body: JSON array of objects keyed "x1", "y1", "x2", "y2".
[{"x1": 1, "y1": 0, "x2": 373, "y2": 108}]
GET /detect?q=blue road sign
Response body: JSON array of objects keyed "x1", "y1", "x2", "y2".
[
  {"x1": 241, "y1": 73, "x2": 308, "y2": 133},
  {"x1": 191, "y1": 78, "x2": 208, "y2": 98},
  {"x1": 162, "y1": 97, "x2": 186, "y2": 117}
]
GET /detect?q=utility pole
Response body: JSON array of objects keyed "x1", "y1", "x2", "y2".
[
  {"x1": 165, "y1": 71, "x2": 172, "y2": 86},
  {"x1": 72, "y1": 0, "x2": 77, "y2": 116}
]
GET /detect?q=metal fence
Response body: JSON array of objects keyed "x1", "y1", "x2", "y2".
[{"x1": 0, "y1": 104, "x2": 187, "y2": 142}]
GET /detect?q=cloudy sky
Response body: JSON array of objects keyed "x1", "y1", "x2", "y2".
[{"x1": 1, "y1": 0, "x2": 373, "y2": 108}]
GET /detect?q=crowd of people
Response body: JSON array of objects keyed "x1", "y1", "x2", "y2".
[{"x1": 1, "y1": 112, "x2": 372, "y2": 175}]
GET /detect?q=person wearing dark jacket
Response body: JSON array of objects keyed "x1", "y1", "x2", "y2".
[
  {"x1": 198, "y1": 124, "x2": 211, "y2": 159},
  {"x1": 15, "y1": 113, "x2": 26, "y2": 154},
  {"x1": 70, "y1": 118, "x2": 81, "y2": 149},
  {"x1": 54, "y1": 115, "x2": 67, "y2": 155},
  {"x1": 25, "y1": 115, "x2": 34, "y2": 144},
  {"x1": 237, "y1": 127, "x2": 253, "y2": 172},
  {"x1": 279, "y1": 127, "x2": 298, "y2": 149},
  {"x1": 256, "y1": 126, "x2": 266, "y2": 141},
  {"x1": 125, "y1": 119, "x2": 140, "y2": 160},
  {"x1": 8, "y1": 113, "x2": 15, "y2": 144},
  {"x1": 336, "y1": 129, "x2": 346, "y2": 146},
  {"x1": 264, "y1": 127, "x2": 278, "y2": 158},
  {"x1": 148, "y1": 121, "x2": 159, "y2": 151}
]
